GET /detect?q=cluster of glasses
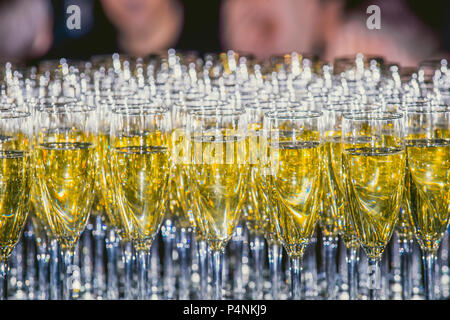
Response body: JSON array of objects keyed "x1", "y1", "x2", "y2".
[{"x1": 0, "y1": 51, "x2": 448, "y2": 300}]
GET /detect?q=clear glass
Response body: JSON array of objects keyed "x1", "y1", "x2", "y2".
[
  {"x1": 0, "y1": 110, "x2": 33, "y2": 300},
  {"x1": 342, "y1": 111, "x2": 406, "y2": 300},
  {"x1": 403, "y1": 106, "x2": 450, "y2": 300},
  {"x1": 187, "y1": 107, "x2": 248, "y2": 300},
  {"x1": 264, "y1": 109, "x2": 324, "y2": 300},
  {"x1": 110, "y1": 105, "x2": 171, "y2": 300}
]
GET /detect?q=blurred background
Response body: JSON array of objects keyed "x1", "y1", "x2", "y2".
[{"x1": 0, "y1": 0, "x2": 449, "y2": 66}]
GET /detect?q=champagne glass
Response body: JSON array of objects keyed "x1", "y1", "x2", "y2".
[
  {"x1": 110, "y1": 105, "x2": 171, "y2": 300},
  {"x1": 188, "y1": 107, "x2": 248, "y2": 300},
  {"x1": 244, "y1": 100, "x2": 277, "y2": 299},
  {"x1": 0, "y1": 110, "x2": 33, "y2": 300},
  {"x1": 105, "y1": 98, "x2": 156, "y2": 300},
  {"x1": 342, "y1": 111, "x2": 406, "y2": 300},
  {"x1": 403, "y1": 105, "x2": 449, "y2": 300},
  {"x1": 322, "y1": 99, "x2": 381, "y2": 299},
  {"x1": 264, "y1": 109, "x2": 323, "y2": 300},
  {"x1": 34, "y1": 101, "x2": 97, "y2": 300},
  {"x1": 171, "y1": 98, "x2": 224, "y2": 299}
]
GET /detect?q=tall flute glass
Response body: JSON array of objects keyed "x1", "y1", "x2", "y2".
[
  {"x1": 244, "y1": 101, "x2": 277, "y2": 299},
  {"x1": 264, "y1": 109, "x2": 323, "y2": 300},
  {"x1": 403, "y1": 105, "x2": 449, "y2": 300},
  {"x1": 322, "y1": 99, "x2": 381, "y2": 299},
  {"x1": 97, "y1": 97, "x2": 148, "y2": 300},
  {"x1": 110, "y1": 104, "x2": 171, "y2": 300},
  {"x1": 168, "y1": 100, "x2": 201, "y2": 300},
  {"x1": 34, "y1": 101, "x2": 97, "y2": 300},
  {"x1": 342, "y1": 111, "x2": 406, "y2": 300},
  {"x1": 188, "y1": 107, "x2": 248, "y2": 300},
  {"x1": 0, "y1": 110, "x2": 33, "y2": 300}
]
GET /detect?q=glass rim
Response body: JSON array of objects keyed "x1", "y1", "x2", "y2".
[
  {"x1": 37, "y1": 96, "x2": 80, "y2": 104},
  {"x1": 401, "y1": 104, "x2": 450, "y2": 113},
  {"x1": 265, "y1": 109, "x2": 323, "y2": 120},
  {"x1": 191, "y1": 107, "x2": 246, "y2": 117},
  {"x1": 323, "y1": 100, "x2": 381, "y2": 112},
  {"x1": 244, "y1": 100, "x2": 281, "y2": 110},
  {"x1": 173, "y1": 99, "x2": 226, "y2": 109},
  {"x1": 112, "y1": 105, "x2": 169, "y2": 115},
  {"x1": 0, "y1": 110, "x2": 31, "y2": 119},
  {"x1": 36, "y1": 102, "x2": 95, "y2": 114},
  {"x1": 342, "y1": 111, "x2": 403, "y2": 121},
  {"x1": 109, "y1": 99, "x2": 164, "y2": 108}
]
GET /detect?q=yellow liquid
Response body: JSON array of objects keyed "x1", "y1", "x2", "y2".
[
  {"x1": 244, "y1": 125, "x2": 271, "y2": 236},
  {"x1": 324, "y1": 136, "x2": 358, "y2": 246},
  {"x1": 0, "y1": 151, "x2": 32, "y2": 259},
  {"x1": 396, "y1": 161, "x2": 414, "y2": 240},
  {"x1": 343, "y1": 147, "x2": 405, "y2": 259},
  {"x1": 167, "y1": 129, "x2": 195, "y2": 230},
  {"x1": 35, "y1": 142, "x2": 96, "y2": 250},
  {"x1": 95, "y1": 133, "x2": 131, "y2": 239},
  {"x1": 189, "y1": 135, "x2": 247, "y2": 251},
  {"x1": 406, "y1": 139, "x2": 450, "y2": 253},
  {"x1": 112, "y1": 145, "x2": 169, "y2": 250},
  {"x1": 269, "y1": 141, "x2": 322, "y2": 258}
]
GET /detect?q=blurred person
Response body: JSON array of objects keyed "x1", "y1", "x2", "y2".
[
  {"x1": 47, "y1": 1, "x2": 221, "y2": 59},
  {"x1": 220, "y1": 0, "x2": 446, "y2": 66},
  {"x1": 0, "y1": 0, "x2": 53, "y2": 62},
  {"x1": 99, "y1": 0, "x2": 183, "y2": 57},
  {"x1": 325, "y1": 0, "x2": 442, "y2": 66},
  {"x1": 220, "y1": 0, "x2": 330, "y2": 58}
]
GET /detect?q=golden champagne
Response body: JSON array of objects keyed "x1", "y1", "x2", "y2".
[
  {"x1": 35, "y1": 142, "x2": 96, "y2": 250},
  {"x1": 167, "y1": 129, "x2": 195, "y2": 229},
  {"x1": 396, "y1": 160, "x2": 414, "y2": 240},
  {"x1": 406, "y1": 139, "x2": 450, "y2": 253},
  {"x1": 0, "y1": 150, "x2": 32, "y2": 259},
  {"x1": 189, "y1": 134, "x2": 247, "y2": 251},
  {"x1": 324, "y1": 135, "x2": 359, "y2": 247},
  {"x1": 95, "y1": 133, "x2": 130, "y2": 239},
  {"x1": 269, "y1": 141, "x2": 322, "y2": 258},
  {"x1": 343, "y1": 147, "x2": 405, "y2": 259},
  {"x1": 112, "y1": 145, "x2": 169, "y2": 250},
  {"x1": 244, "y1": 124, "x2": 271, "y2": 235},
  {"x1": 256, "y1": 132, "x2": 281, "y2": 245}
]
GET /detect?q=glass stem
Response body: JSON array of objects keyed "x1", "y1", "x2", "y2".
[
  {"x1": 36, "y1": 238, "x2": 49, "y2": 300},
  {"x1": 49, "y1": 238, "x2": 60, "y2": 300},
  {"x1": 323, "y1": 236, "x2": 338, "y2": 300},
  {"x1": 422, "y1": 250, "x2": 436, "y2": 300},
  {"x1": 249, "y1": 233, "x2": 265, "y2": 299},
  {"x1": 61, "y1": 248, "x2": 75, "y2": 300},
  {"x1": 162, "y1": 219, "x2": 176, "y2": 299},
  {"x1": 367, "y1": 257, "x2": 381, "y2": 300},
  {"x1": 290, "y1": 256, "x2": 303, "y2": 300},
  {"x1": 232, "y1": 225, "x2": 244, "y2": 298},
  {"x1": 105, "y1": 228, "x2": 118, "y2": 299},
  {"x1": 346, "y1": 246, "x2": 358, "y2": 300},
  {"x1": 267, "y1": 242, "x2": 282, "y2": 300},
  {"x1": 197, "y1": 239, "x2": 208, "y2": 299},
  {"x1": 136, "y1": 249, "x2": 149, "y2": 300},
  {"x1": 177, "y1": 228, "x2": 191, "y2": 300},
  {"x1": 93, "y1": 215, "x2": 106, "y2": 299},
  {"x1": 399, "y1": 237, "x2": 412, "y2": 300},
  {"x1": 211, "y1": 250, "x2": 224, "y2": 300},
  {"x1": 149, "y1": 237, "x2": 160, "y2": 298},
  {"x1": 121, "y1": 241, "x2": 133, "y2": 300},
  {"x1": 0, "y1": 259, "x2": 8, "y2": 300},
  {"x1": 24, "y1": 224, "x2": 36, "y2": 299}
]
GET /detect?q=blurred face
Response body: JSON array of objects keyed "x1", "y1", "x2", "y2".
[
  {"x1": 221, "y1": 0, "x2": 322, "y2": 59},
  {"x1": 100, "y1": 0, "x2": 166, "y2": 36}
]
